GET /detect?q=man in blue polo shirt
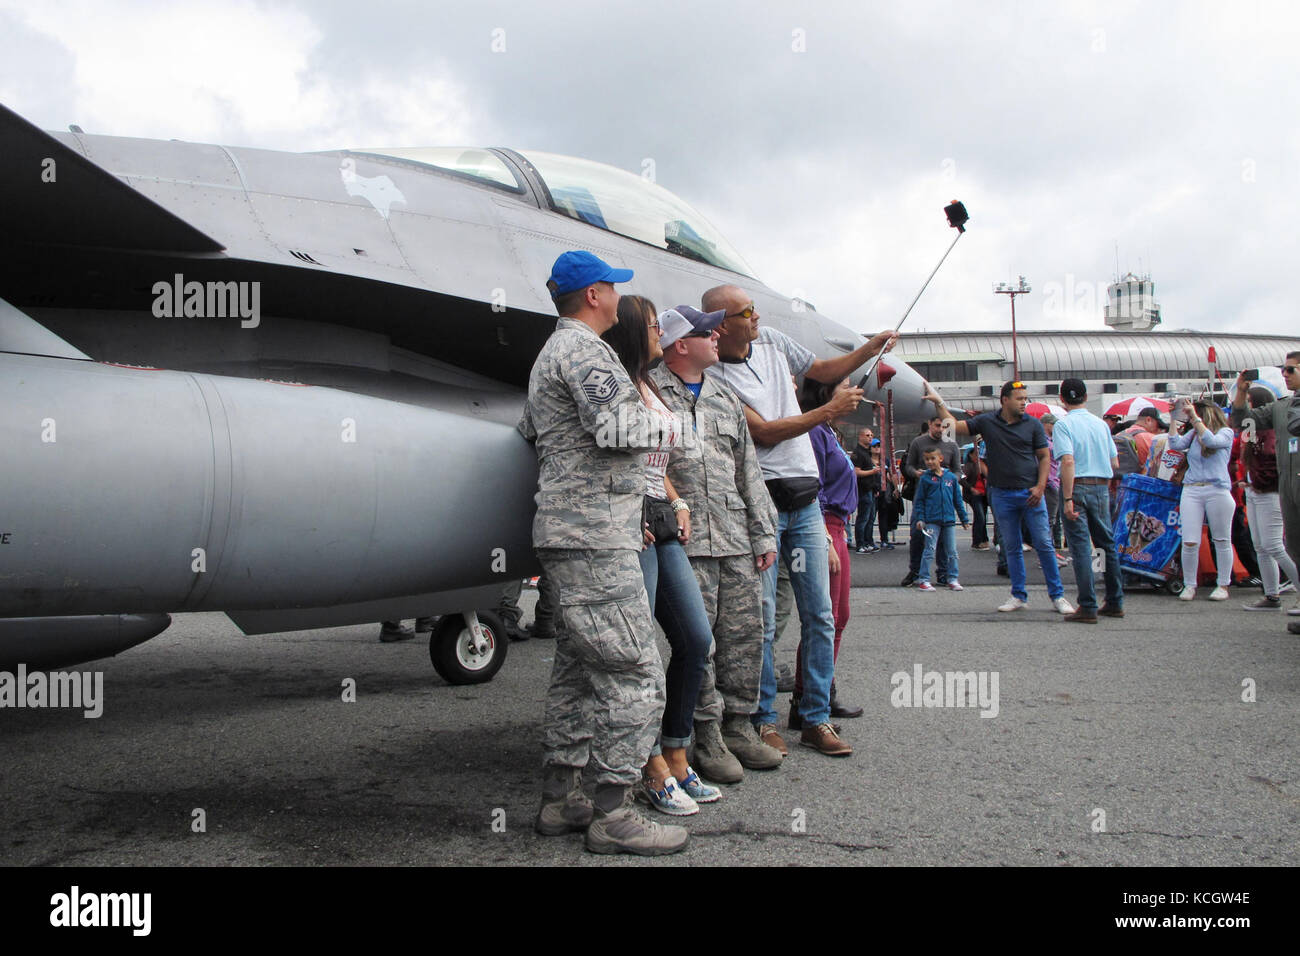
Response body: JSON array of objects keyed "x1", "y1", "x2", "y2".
[
  {"x1": 1051, "y1": 378, "x2": 1124, "y2": 623},
  {"x1": 927, "y1": 381, "x2": 1073, "y2": 614}
]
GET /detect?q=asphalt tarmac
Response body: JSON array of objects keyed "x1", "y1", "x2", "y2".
[{"x1": 2, "y1": 543, "x2": 1297, "y2": 867}]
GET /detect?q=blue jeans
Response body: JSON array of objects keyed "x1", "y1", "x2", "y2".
[
  {"x1": 1064, "y1": 484, "x2": 1123, "y2": 612},
  {"x1": 638, "y1": 539, "x2": 713, "y2": 750},
  {"x1": 757, "y1": 500, "x2": 836, "y2": 727},
  {"x1": 918, "y1": 522, "x2": 958, "y2": 584},
  {"x1": 909, "y1": 516, "x2": 950, "y2": 578},
  {"x1": 854, "y1": 491, "x2": 877, "y2": 546},
  {"x1": 988, "y1": 487, "x2": 1065, "y2": 602}
]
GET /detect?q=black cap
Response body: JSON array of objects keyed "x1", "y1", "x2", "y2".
[
  {"x1": 1060, "y1": 378, "x2": 1087, "y2": 404},
  {"x1": 1000, "y1": 379, "x2": 1028, "y2": 399}
]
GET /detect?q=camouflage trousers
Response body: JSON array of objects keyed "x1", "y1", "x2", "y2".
[
  {"x1": 690, "y1": 554, "x2": 765, "y2": 723},
  {"x1": 536, "y1": 548, "x2": 666, "y2": 787}
]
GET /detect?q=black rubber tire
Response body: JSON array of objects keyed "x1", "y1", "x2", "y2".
[
  {"x1": 1165, "y1": 578, "x2": 1184, "y2": 596},
  {"x1": 429, "y1": 611, "x2": 507, "y2": 685}
]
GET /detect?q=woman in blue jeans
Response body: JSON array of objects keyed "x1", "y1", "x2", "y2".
[{"x1": 603, "y1": 296, "x2": 720, "y2": 815}]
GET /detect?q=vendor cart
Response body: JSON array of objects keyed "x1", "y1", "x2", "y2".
[{"x1": 1112, "y1": 473, "x2": 1185, "y2": 594}]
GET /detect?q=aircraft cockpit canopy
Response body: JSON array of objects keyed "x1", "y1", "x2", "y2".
[{"x1": 360, "y1": 146, "x2": 753, "y2": 277}]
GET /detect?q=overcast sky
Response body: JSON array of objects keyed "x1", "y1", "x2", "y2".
[{"x1": 3, "y1": 0, "x2": 1297, "y2": 336}]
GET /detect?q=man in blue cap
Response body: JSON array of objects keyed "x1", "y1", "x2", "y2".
[{"x1": 519, "y1": 250, "x2": 687, "y2": 855}]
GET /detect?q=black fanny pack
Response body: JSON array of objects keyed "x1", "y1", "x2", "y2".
[
  {"x1": 765, "y1": 476, "x2": 821, "y2": 513},
  {"x1": 643, "y1": 496, "x2": 680, "y2": 545}
]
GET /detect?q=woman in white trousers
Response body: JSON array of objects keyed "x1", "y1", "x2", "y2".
[{"x1": 1167, "y1": 400, "x2": 1236, "y2": 600}]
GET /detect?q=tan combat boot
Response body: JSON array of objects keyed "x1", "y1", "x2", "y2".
[
  {"x1": 723, "y1": 714, "x2": 784, "y2": 769},
  {"x1": 535, "y1": 767, "x2": 593, "y2": 836},
  {"x1": 692, "y1": 719, "x2": 743, "y2": 783},
  {"x1": 585, "y1": 789, "x2": 689, "y2": 856}
]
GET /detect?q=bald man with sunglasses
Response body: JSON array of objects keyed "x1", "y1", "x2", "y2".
[{"x1": 704, "y1": 284, "x2": 897, "y2": 757}]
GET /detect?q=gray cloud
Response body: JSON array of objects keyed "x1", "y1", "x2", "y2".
[{"x1": 2, "y1": 0, "x2": 1297, "y2": 334}]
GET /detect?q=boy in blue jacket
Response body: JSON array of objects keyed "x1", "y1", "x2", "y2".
[{"x1": 914, "y1": 448, "x2": 969, "y2": 591}]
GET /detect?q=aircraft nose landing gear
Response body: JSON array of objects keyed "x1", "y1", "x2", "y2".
[{"x1": 429, "y1": 610, "x2": 507, "y2": 685}]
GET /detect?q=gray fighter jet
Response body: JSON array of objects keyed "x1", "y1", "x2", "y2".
[{"x1": 0, "y1": 103, "x2": 933, "y2": 680}]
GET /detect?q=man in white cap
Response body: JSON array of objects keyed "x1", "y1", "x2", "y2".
[{"x1": 650, "y1": 305, "x2": 782, "y2": 783}]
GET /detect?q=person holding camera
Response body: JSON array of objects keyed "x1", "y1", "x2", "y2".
[
  {"x1": 706, "y1": 282, "x2": 898, "y2": 757},
  {"x1": 1168, "y1": 398, "x2": 1236, "y2": 601},
  {"x1": 1231, "y1": 355, "x2": 1300, "y2": 631}
]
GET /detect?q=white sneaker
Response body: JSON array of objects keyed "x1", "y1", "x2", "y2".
[
  {"x1": 1179, "y1": 587, "x2": 1196, "y2": 601},
  {"x1": 997, "y1": 597, "x2": 1027, "y2": 612},
  {"x1": 1053, "y1": 596, "x2": 1076, "y2": 614},
  {"x1": 1208, "y1": 586, "x2": 1230, "y2": 601},
  {"x1": 948, "y1": 580, "x2": 964, "y2": 591},
  {"x1": 642, "y1": 776, "x2": 699, "y2": 816},
  {"x1": 1022, "y1": 544, "x2": 1033, "y2": 552},
  {"x1": 1279, "y1": 581, "x2": 1295, "y2": 594}
]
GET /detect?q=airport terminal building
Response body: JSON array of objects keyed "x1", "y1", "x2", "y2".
[{"x1": 900, "y1": 329, "x2": 1300, "y2": 415}]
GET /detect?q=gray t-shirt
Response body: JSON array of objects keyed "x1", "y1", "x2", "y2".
[
  {"x1": 706, "y1": 326, "x2": 819, "y2": 481},
  {"x1": 904, "y1": 433, "x2": 959, "y2": 479},
  {"x1": 967, "y1": 410, "x2": 1048, "y2": 489}
]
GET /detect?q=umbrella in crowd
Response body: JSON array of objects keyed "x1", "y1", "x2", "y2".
[
  {"x1": 1103, "y1": 395, "x2": 1172, "y2": 419},
  {"x1": 1025, "y1": 401, "x2": 1065, "y2": 419}
]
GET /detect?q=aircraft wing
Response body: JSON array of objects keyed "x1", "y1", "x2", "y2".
[{"x1": 0, "y1": 103, "x2": 223, "y2": 253}]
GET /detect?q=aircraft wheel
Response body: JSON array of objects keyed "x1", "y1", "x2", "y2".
[
  {"x1": 1165, "y1": 579, "x2": 1184, "y2": 596},
  {"x1": 430, "y1": 611, "x2": 507, "y2": 685}
]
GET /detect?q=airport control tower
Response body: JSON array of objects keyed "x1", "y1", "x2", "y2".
[{"x1": 1104, "y1": 272, "x2": 1161, "y2": 331}]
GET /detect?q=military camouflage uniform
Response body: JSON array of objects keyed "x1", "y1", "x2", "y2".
[
  {"x1": 1233, "y1": 394, "x2": 1300, "y2": 569},
  {"x1": 650, "y1": 364, "x2": 776, "y2": 723},
  {"x1": 520, "y1": 318, "x2": 667, "y2": 786}
]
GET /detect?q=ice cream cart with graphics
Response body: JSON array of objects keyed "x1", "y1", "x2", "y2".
[{"x1": 1113, "y1": 473, "x2": 1185, "y2": 594}]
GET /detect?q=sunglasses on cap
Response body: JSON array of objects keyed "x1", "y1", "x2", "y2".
[{"x1": 684, "y1": 330, "x2": 715, "y2": 338}]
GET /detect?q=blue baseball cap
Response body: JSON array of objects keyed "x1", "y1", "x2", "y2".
[{"x1": 547, "y1": 250, "x2": 634, "y2": 298}]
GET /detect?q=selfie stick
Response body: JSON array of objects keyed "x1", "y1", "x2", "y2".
[{"x1": 859, "y1": 200, "x2": 969, "y2": 390}]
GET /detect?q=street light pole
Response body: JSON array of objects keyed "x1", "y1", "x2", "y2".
[{"x1": 993, "y1": 276, "x2": 1031, "y2": 379}]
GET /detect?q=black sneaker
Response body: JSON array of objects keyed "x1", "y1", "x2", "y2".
[
  {"x1": 899, "y1": 571, "x2": 917, "y2": 587},
  {"x1": 997, "y1": 566, "x2": 1010, "y2": 577}
]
